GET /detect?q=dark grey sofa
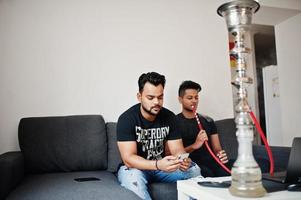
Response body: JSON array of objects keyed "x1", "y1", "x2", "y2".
[{"x1": 0, "y1": 116, "x2": 291, "y2": 200}]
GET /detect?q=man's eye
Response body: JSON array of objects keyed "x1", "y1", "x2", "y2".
[{"x1": 147, "y1": 96, "x2": 154, "y2": 100}]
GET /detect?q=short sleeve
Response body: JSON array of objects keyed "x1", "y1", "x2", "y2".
[
  {"x1": 208, "y1": 120, "x2": 217, "y2": 135},
  {"x1": 203, "y1": 116, "x2": 217, "y2": 135},
  {"x1": 116, "y1": 113, "x2": 136, "y2": 141},
  {"x1": 200, "y1": 114, "x2": 217, "y2": 136}
]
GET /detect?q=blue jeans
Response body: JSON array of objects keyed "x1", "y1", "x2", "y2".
[{"x1": 117, "y1": 162, "x2": 201, "y2": 200}]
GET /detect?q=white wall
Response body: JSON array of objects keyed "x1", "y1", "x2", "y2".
[
  {"x1": 260, "y1": 0, "x2": 301, "y2": 11},
  {"x1": 0, "y1": 0, "x2": 234, "y2": 154},
  {"x1": 275, "y1": 13, "x2": 301, "y2": 146}
]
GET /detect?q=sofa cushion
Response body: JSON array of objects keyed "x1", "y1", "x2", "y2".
[
  {"x1": 19, "y1": 115, "x2": 107, "y2": 173},
  {"x1": 215, "y1": 118, "x2": 238, "y2": 160},
  {"x1": 106, "y1": 122, "x2": 122, "y2": 173},
  {"x1": 6, "y1": 171, "x2": 140, "y2": 200},
  {"x1": 253, "y1": 144, "x2": 290, "y2": 172}
]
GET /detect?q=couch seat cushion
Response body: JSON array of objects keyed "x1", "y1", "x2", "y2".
[{"x1": 6, "y1": 171, "x2": 140, "y2": 200}]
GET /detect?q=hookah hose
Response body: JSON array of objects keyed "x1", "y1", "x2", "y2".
[
  {"x1": 249, "y1": 111, "x2": 274, "y2": 176},
  {"x1": 192, "y1": 106, "x2": 231, "y2": 174},
  {"x1": 192, "y1": 106, "x2": 275, "y2": 176}
]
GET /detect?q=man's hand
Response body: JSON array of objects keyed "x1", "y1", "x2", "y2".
[
  {"x1": 157, "y1": 156, "x2": 181, "y2": 172},
  {"x1": 179, "y1": 157, "x2": 191, "y2": 171},
  {"x1": 217, "y1": 150, "x2": 228, "y2": 164},
  {"x1": 192, "y1": 130, "x2": 208, "y2": 150}
]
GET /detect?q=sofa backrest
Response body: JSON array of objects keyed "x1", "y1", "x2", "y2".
[
  {"x1": 215, "y1": 118, "x2": 238, "y2": 160},
  {"x1": 18, "y1": 115, "x2": 108, "y2": 173},
  {"x1": 106, "y1": 122, "x2": 122, "y2": 173}
]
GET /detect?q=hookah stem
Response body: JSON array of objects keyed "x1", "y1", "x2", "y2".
[
  {"x1": 193, "y1": 108, "x2": 231, "y2": 174},
  {"x1": 249, "y1": 111, "x2": 274, "y2": 176}
]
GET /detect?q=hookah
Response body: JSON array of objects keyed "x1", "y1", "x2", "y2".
[{"x1": 215, "y1": 0, "x2": 273, "y2": 197}]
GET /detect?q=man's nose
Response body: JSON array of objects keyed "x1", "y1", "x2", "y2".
[{"x1": 153, "y1": 98, "x2": 159, "y2": 104}]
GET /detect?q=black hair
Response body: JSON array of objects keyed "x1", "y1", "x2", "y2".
[
  {"x1": 138, "y1": 72, "x2": 166, "y2": 92},
  {"x1": 178, "y1": 80, "x2": 202, "y2": 97}
]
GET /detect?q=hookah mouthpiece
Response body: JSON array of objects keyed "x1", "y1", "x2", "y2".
[{"x1": 191, "y1": 105, "x2": 202, "y2": 129}]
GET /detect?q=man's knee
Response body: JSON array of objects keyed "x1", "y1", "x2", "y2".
[
  {"x1": 187, "y1": 162, "x2": 201, "y2": 178},
  {"x1": 118, "y1": 166, "x2": 147, "y2": 184},
  {"x1": 117, "y1": 166, "x2": 151, "y2": 199}
]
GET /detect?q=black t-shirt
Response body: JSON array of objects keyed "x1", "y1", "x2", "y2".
[
  {"x1": 176, "y1": 113, "x2": 217, "y2": 165},
  {"x1": 117, "y1": 103, "x2": 181, "y2": 160}
]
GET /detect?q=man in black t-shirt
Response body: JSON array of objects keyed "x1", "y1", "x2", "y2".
[
  {"x1": 176, "y1": 80, "x2": 232, "y2": 177},
  {"x1": 117, "y1": 72, "x2": 200, "y2": 200}
]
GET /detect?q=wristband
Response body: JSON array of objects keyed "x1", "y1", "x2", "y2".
[{"x1": 155, "y1": 160, "x2": 160, "y2": 170}]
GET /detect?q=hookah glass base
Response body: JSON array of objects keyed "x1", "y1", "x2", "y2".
[{"x1": 229, "y1": 168, "x2": 266, "y2": 197}]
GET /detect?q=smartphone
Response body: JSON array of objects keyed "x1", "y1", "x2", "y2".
[
  {"x1": 178, "y1": 153, "x2": 189, "y2": 161},
  {"x1": 74, "y1": 177, "x2": 100, "y2": 182},
  {"x1": 197, "y1": 181, "x2": 231, "y2": 188}
]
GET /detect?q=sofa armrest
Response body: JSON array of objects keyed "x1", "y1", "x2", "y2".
[
  {"x1": 253, "y1": 145, "x2": 291, "y2": 172},
  {"x1": 0, "y1": 151, "x2": 24, "y2": 200}
]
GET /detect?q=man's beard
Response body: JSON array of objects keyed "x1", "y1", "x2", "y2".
[{"x1": 142, "y1": 104, "x2": 161, "y2": 116}]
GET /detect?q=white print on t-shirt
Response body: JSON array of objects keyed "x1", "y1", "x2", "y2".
[{"x1": 135, "y1": 126, "x2": 169, "y2": 160}]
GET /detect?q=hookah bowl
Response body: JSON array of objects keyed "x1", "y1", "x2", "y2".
[{"x1": 217, "y1": 0, "x2": 266, "y2": 197}]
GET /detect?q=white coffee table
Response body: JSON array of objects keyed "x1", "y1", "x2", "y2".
[{"x1": 177, "y1": 176, "x2": 301, "y2": 200}]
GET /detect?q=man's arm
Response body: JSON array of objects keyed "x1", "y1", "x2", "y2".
[
  {"x1": 210, "y1": 134, "x2": 222, "y2": 154},
  {"x1": 166, "y1": 139, "x2": 192, "y2": 171},
  {"x1": 117, "y1": 141, "x2": 157, "y2": 170},
  {"x1": 184, "y1": 130, "x2": 208, "y2": 153},
  {"x1": 118, "y1": 141, "x2": 181, "y2": 171},
  {"x1": 210, "y1": 134, "x2": 228, "y2": 163},
  {"x1": 166, "y1": 139, "x2": 186, "y2": 156},
  {"x1": 184, "y1": 144, "x2": 195, "y2": 153}
]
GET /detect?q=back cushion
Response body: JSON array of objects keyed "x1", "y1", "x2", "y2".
[
  {"x1": 19, "y1": 115, "x2": 107, "y2": 173},
  {"x1": 215, "y1": 118, "x2": 238, "y2": 160},
  {"x1": 106, "y1": 122, "x2": 122, "y2": 173}
]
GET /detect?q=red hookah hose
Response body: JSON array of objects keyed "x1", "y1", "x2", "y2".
[
  {"x1": 249, "y1": 111, "x2": 274, "y2": 176},
  {"x1": 192, "y1": 106, "x2": 231, "y2": 174},
  {"x1": 192, "y1": 107, "x2": 275, "y2": 175}
]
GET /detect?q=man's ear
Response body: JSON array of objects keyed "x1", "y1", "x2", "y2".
[
  {"x1": 137, "y1": 92, "x2": 142, "y2": 102},
  {"x1": 178, "y1": 96, "x2": 183, "y2": 104}
]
